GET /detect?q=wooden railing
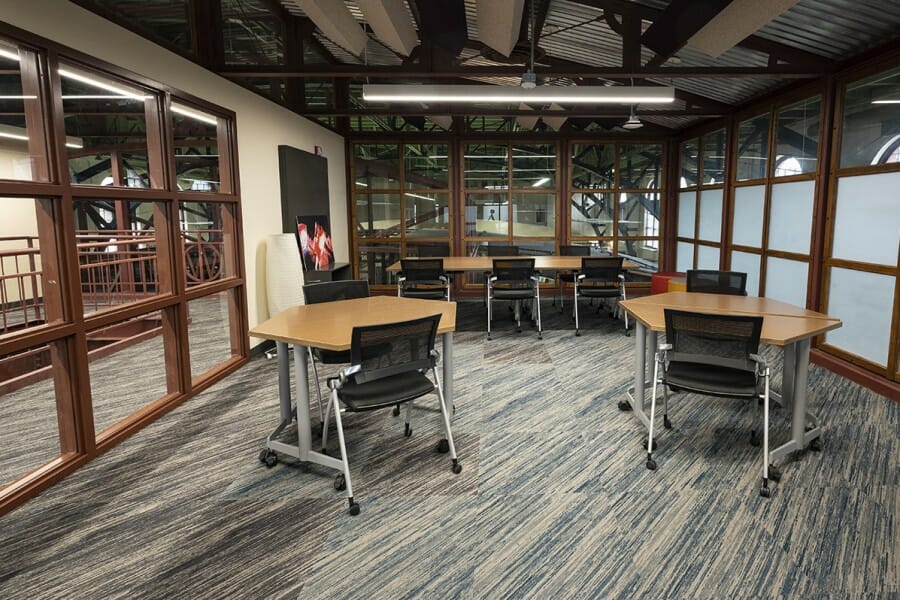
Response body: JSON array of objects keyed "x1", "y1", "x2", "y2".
[
  {"x1": 0, "y1": 236, "x2": 44, "y2": 335},
  {"x1": 76, "y1": 230, "x2": 159, "y2": 312},
  {"x1": 182, "y1": 229, "x2": 225, "y2": 286}
]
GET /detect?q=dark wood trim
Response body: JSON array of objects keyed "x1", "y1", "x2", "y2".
[{"x1": 812, "y1": 348, "x2": 899, "y2": 401}]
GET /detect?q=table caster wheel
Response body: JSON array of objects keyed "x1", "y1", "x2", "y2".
[
  {"x1": 436, "y1": 439, "x2": 450, "y2": 454},
  {"x1": 334, "y1": 474, "x2": 346, "y2": 491},
  {"x1": 750, "y1": 431, "x2": 761, "y2": 447},
  {"x1": 809, "y1": 437, "x2": 823, "y2": 452},
  {"x1": 264, "y1": 453, "x2": 278, "y2": 468},
  {"x1": 759, "y1": 486, "x2": 771, "y2": 498},
  {"x1": 663, "y1": 416, "x2": 672, "y2": 430},
  {"x1": 392, "y1": 404, "x2": 400, "y2": 417},
  {"x1": 348, "y1": 500, "x2": 360, "y2": 516},
  {"x1": 768, "y1": 464, "x2": 782, "y2": 482},
  {"x1": 452, "y1": 460, "x2": 462, "y2": 474},
  {"x1": 258, "y1": 449, "x2": 269, "y2": 464},
  {"x1": 646, "y1": 458, "x2": 657, "y2": 470},
  {"x1": 618, "y1": 401, "x2": 632, "y2": 412}
]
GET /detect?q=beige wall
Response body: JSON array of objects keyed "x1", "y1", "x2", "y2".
[{"x1": 0, "y1": 0, "x2": 347, "y2": 333}]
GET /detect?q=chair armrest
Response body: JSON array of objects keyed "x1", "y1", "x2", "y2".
[
  {"x1": 530, "y1": 275, "x2": 542, "y2": 283},
  {"x1": 576, "y1": 273, "x2": 586, "y2": 282},
  {"x1": 749, "y1": 353, "x2": 768, "y2": 375},
  {"x1": 488, "y1": 275, "x2": 498, "y2": 283},
  {"x1": 439, "y1": 275, "x2": 449, "y2": 284},
  {"x1": 658, "y1": 343, "x2": 673, "y2": 351},
  {"x1": 397, "y1": 275, "x2": 407, "y2": 285},
  {"x1": 617, "y1": 273, "x2": 626, "y2": 282},
  {"x1": 429, "y1": 348, "x2": 441, "y2": 364},
  {"x1": 331, "y1": 364, "x2": 361, "y2": 389}
]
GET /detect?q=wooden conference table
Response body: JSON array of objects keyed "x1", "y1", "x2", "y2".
[
  {"x1": 249, "y1": 296, "x2": 457, "y2": 476},
  {"x1": 386, "y1": 255, "x2": 643, "y2": 275},
  {"x1": 618, "y1": 292, "x2": 841, "y2": 464}
]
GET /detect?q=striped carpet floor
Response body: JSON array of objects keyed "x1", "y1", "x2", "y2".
[{"x1": 0, "y1": 300, "x2": 897, "y2": 599}]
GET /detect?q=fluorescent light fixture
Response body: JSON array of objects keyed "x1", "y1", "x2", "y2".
[
  {"x1": 61, "y1": 95, "x2": 150, "y2": 100},
  {"x1": 171, "y1": 105, "x2": 218, "y2": 126},
  {"x1": 872, "y1": 99, "x2": 900, "y2": 104},
  {"x1": 58, "y1": 68, "x2": 147, "y2": 101},
  {"x1": 0, "y1": 48, "x2": 20, "y2": 62},
  {"x1": 363, "y1": 84, "x2": 675, "y2": 104},
  {"x1": 0, "y1": 123, "x2": 83, "y2": 148},
  {"x1": 532, "y1": 177, "x2": 550, "y2": 187},
  {"x1": 0, "y1": 95, "x2": 37, "y2": 100}
]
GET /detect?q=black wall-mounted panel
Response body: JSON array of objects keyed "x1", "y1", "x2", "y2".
[{"x1": 277, "y1": 145, "x2": 329, "y2": 234}]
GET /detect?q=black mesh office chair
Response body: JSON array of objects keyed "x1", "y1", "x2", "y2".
[
  {"x1": 323, "y1": 313, "x2": 461, "y2": 515},
  {"x1": 482, "y1": 245, "x2": 519, "y2": 304},
  {"x1": 555, "y1": 245, "x2": 591, "y2": 311},
  {"x1": 302, "y1": 280, "x2": 370, "y2": 425},
  {"x1": 397, "y1": 258, "x2": 451, "y2": 301},
  {"x1": 645, "y1": 309, "x2": 776, "y2": 497},
  {"x1": 573, "y1": 256, "x2": 629, "y2": 336},
  {"x1": 686, "y1": 270, "x2": 748, "y2": 295},
  {"x1": 487, "y1": 258, "x2": 542, "y2": 340}
]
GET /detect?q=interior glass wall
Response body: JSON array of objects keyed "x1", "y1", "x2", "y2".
[{"x1": 676, "y1": 129, "x2": 725, "y2": 273}]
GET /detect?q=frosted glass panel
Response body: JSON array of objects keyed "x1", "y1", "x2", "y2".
[
  {"x1": 697, "y1": 245, "x2": 720, "y2": 270},
  {"x1": 768, "y1": 180, "x2": 814, "y2": 254},
  {"x1": 731, "y1": 251, "x2": 761, "y2": 296},
  {"x1": 698, "y1": 188, "x2": 723, "y2": 242},
  {"x1": 678, "y1": 191, "x2": 696, "y2": 238},
  {"x1": 732, "y1": 185, "x2": 765, "y2": 248},
  {"x1": 677, "y1": 242, "x2": 694, "y2": 272},
  {"x1": 832, "y1": 172, "x2": 900, "y2": 266},
  {"x1": 825, "y1": 267, "x2": 894, "y2": 367},
  {"x1": 765, "y1": 257, "x2": 808, "y2": 308}
]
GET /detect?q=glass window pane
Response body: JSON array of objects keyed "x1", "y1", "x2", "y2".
[
  {"x1": 825, "y1": 267, "x2": 895, "y2": 367},
  {"x1": 571, "y1": 192, "x2": 613, "y2": 238},
  {"x1": 88, "y1": 309, "x2": 169, "y2": 436},
  {"x1": 730, "y1": 250, "x2": 761, "y2": 296},
  {"x1": 464, "y1": 144, "x2": 508, "y2": 189},
  {"x1": 356, "y1": 194, "x2": 400, "y2": 238},
  {"x1": 698, "y1": 188, "x2": 723, "y2": 243},
  {"x1": 736, "y1": 113, "x2": 770, "y2": 181},
  {"x1": 732, "y1": 185, "x2": 766, "y2": 248},
  {"x1": 512, "y1": 192, "x2": 555, "y2": 237},
  {"x1": 511, "y1": 143, "x2": 556, "y2": 189},
  {"x1": 75, "y1": 199, "x2": 165, "y2": 315},
  {"x1": 304, "y1": 78, "x2": 333, "y2": 109},
  {"x1": 765, "y1": 256, "x2": 808, "y2": 308},
  {"x1": 172, "y1": 103, "x2": 221, "y2": 192},
  {"x1": 618, "y1": 144, "x2": 662, "y2": 189},
  {"x1": 840, "y1": 66, "x2": 900, "y2": 168},
  {"x1": 702, "y1": 128, "x2": 726, "y2": 185},
  {"x1": 465, "y1": 193, "x2": 507, "y2": 238},
  {"x1": 222, "y1": 0, "x2": 285, "y2": 65},
  {"x1": 514, "y1": 240, "x2": 555, "y2": 255},
  {"x1": 188, "y1": 290, "x2": 239, "y2": 379},
  {"x1": 768, "y1": 180, "x2": 814, "y2": 254},
  {"x1": 617, "y1": 239, "x2": 658, "y2": 269},
  {"x1": 0, "y1": 339, "x2": 69, "y2": 488},
  {"x1": 677, "y1": 191, "x2": 696, "y2": 238},
  {"x1": 354, "y1": 144, "x2": 400, "y2": 189},
  {"x1": 404, "y1": 192, "x2": 449, "y2": 238},
  {"x1": 775, "y1": 96, "x2": 821, "y2": 177},
  {"x1": 60, "y1": 63, "x2": 155, "y2": 188},
  {"x1": 679, "y1": 138, "x2": 698, "y2": 188},
  {"x1": 404, "y1": 144, "x2": 449, "y2": 189},
  {"x1": 180, "y1": 201, "x2": 236, "y2": 287},
  {"x1": 619, "y1": 192, "x2": 660, "y2": 240},
  {"x1": 572, "y1": 143, "x2": 615, "y2": 189},
  {"x1": 0, "y1": 197, "x2": 64, "y2": 339},
  {"x1": 358, "y1": 242, "x2": 399, "y2": 285},
  {"x1": 832, "y1": 171, "x2": 900, "y2": 267},
  {"x1": 0, "y1": 40, "x2": 46, "y2": 182}
]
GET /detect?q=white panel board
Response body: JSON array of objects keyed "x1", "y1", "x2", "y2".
[
  {"x1": 697, "y1": 245, "x2": 720, "y2": 270},
  {"x1": 678, "y1": 191, "x2": 696, "y2": 238},
  {"x1": 698, "y1": 188, "x2": 723, "y2": 242},
  {"x1": 730, "y1": 250, "x2": 761, "y2": 296},
  {"x1": 832, "y1": 171, "x2": 900, "y2": 266},
  {"x1": 768, "y1": 179, "x2": 814, "y2": 254},
  {"x1": 764, "y1": 256, "x2": 808, "y2": 308},
  {"x1": 732, "y1": 185, "x2": 765, "y2": 248},
  {"x1": 825, "y1": 267, "x2": 895, "y2": 367},
  {"x1": 677, "y1": 241, "x2": 694, "y2": 272}
]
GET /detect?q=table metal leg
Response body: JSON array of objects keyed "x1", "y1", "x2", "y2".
[
  {"x1": 442, "y1": 331, "x2": 454, "y2": 415},
  {"x1": 624, "y1": 321, "x2": 653, "y2": 430},
  {"x1": 769, "y1": 337, "x2": 821, "y2": 463}
]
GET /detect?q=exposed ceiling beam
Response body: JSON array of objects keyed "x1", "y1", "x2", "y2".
[
  {"x1": 640, "y1": 0, "x2": 735, "y2": 59},
  {"x1": 299, "y1": 107, "x2": 724, "y2": 117},
  {"x1": 217, "y1": 65, "x2": 826, "y2": 78}
]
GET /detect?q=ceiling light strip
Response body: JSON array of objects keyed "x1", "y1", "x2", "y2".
[{"x1": 363, "y1": 84, "x2": 675, "y2": 104}]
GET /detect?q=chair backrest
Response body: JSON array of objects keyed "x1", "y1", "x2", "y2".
[
  {"x1": 664, "y1": 309, "x2": 763, "y2": 364},
  {"x1": 399, "y1": 258, "x2": 445, "y2": 282},
  {"x1": 486, "y1": 245, "x2": 519, "y2": 257},
  {"x1": 580, "y1": 256, "x2": 624, "y2": 282},
  {"x1": 492, "y1": 258, "x2": 535, "y2": 283},
  {"x1": 416, "y1": 244, "x2": 450, "y2": 258},
  {"x1": 686, "y1": 270, "x2": 747, "y2": 295},
  {"x1": 560, "y1": 245, "x2": 591, "y2": 257},
  {"x1": 303, "y1": 280, "x2": 370, "y2": 305},
  {"x1": 350, "y1": 313, "x2": 440, "y2": 384}
]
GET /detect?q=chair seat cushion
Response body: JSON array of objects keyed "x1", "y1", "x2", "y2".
[
  {"x1": 665, "y1": 361, "x2": 758, "y2": 398},
  {"x1": 314, "y1": 348, "x2": 351, "y2": 364},
  {"x1": 493, "y1": 281, "x2": 534, "y2": 299},
  {"x1": 338, "y1": 372, "x2": 435, "y2": 411}
]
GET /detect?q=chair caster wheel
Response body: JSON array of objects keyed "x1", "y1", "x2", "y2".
[
  {"x1": 750, "y1": 431, "x2": 761, "y2": 446},
  {"x1": 759, "y1": 486, "x2": 771, "y2": 498},
  {"x1": 516, "y1": 327, "x2": 522, "y2": 334},
  {"x1": 538, "y1": 333, "x2": 543, "y2": 340},
  {"x1": 452, "y1": 461, "x2": 462, "y2": 474},
  {"x1": 436, "y1": 439, "x2": 450, "y2": 454},
  {"x1": 642, "y1": 439, "x2": 658, "y2": 451},
  {"x1": 575, "y1": 330, "x2": 581, "y2": 337},
  {"x1": 618, "y1": 401, "x2": 632, "y2": 412},
  {"x1": 348, "y1": 500, "x2": 360, "y2": 516},
  {"x1": 625, "y1": 330, "x2": 631, "y2": 337},
  {"x1": 259, "y1": 449, "x2": 278, "y2": 468},
  {"x1": 404, "y1": 423, "x2": 412, "y2": 437},
  {"x1": 663, "y1": 416, "x2": 672, "y2": 430},
  {"x1": 809, "y1": 437, "x2": 823, "y2": 451},
  {"x1": 334, "y1": 474, "x2": 346, "y2": 491},
  {"x1": 768, "y1": 465, "x2": 782, "y2": 482},
  {"x1": 392, "y1": 404, "x2": 400, "y2": 417},
  {"x1": 646, "y1": 458, "x2": 657, "y2": 470}
]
